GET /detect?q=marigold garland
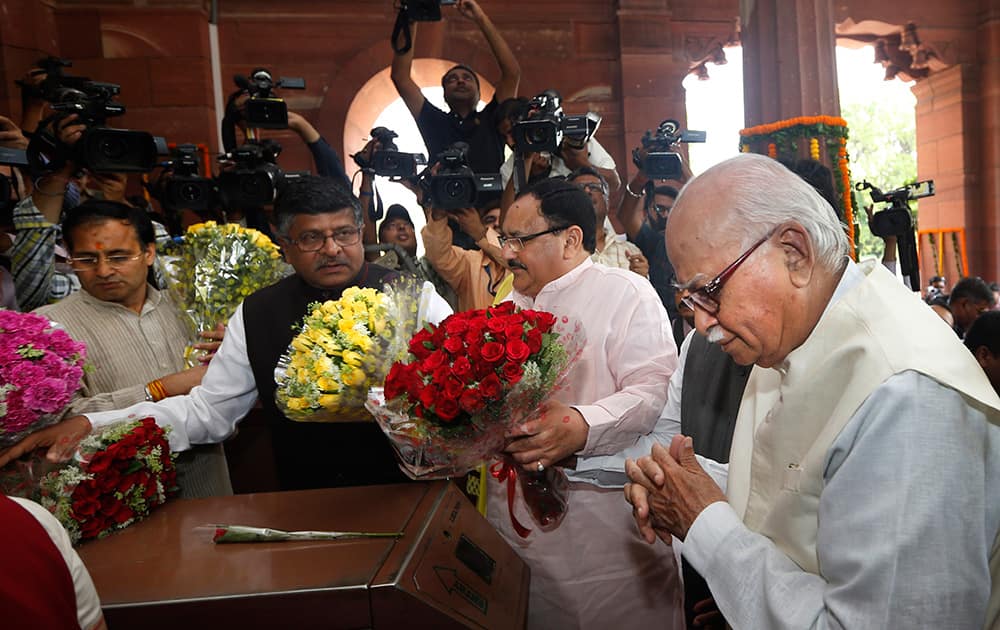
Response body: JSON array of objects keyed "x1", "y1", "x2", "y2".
[{"x1": 739, "y1": 115, "x2": 856, "y2": 259}]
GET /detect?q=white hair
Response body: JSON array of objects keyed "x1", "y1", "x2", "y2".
[{"x1": 673, "y1": 153, "x2": 850, "y2": 272}]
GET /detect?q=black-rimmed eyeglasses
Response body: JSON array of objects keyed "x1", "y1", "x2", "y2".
[{"x1": 498, "y1": 226, "x2": 566, "y2": 253}]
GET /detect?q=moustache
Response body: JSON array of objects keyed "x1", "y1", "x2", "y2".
[
  {"x1": 706, "y1": 326, "x2": 725, "y2": 344},
  {"x1": 508, "y1": 260, "x2": 528, "y2": 271},
  {"x1": 315, "y1": 256, "x2": 350, "y2": 270}
]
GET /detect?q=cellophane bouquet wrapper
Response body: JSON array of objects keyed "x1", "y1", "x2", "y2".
[
  {"x1": 0, "y1": 310, "x2": 87, "y2": 449},
  {"x1": 165, "y1": 221, "x2": 289, "y2": 367},
  {"x1": 0, "y1": 417, "x2": 178, "y2": 545},
  {"x1": 366, "y1": 302, "x2": 585, "y2": 532},
  {"x1": 274, "y1": 279, "x2": 431, "y2": 422}
]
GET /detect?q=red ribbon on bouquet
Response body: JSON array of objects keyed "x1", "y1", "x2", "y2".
[{"x1": 489, "y1": 459, "x2": 532, "y2": 538}]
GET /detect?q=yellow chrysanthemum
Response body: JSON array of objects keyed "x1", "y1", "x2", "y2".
[
  {"x1": 342, "y1": 368, "x2": 367, "y2": 387},
  {"x1": 318, "y1": 394, "x2": 340, "y2": 409},
  {"x1": 341, "y1": 350, "x2": 363, "y2": 367}
]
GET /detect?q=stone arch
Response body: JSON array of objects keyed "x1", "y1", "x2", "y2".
[
  {"x1": 314, "y1": 32, "x2": 499, "y2": 178},
  {"x1": 340, "y1": 59, "x2": 496, "y2": 173}
]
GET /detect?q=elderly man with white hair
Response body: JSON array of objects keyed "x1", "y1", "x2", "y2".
[{"x1": 624, "y1": 153, "x2": 1000, "y2": 629}]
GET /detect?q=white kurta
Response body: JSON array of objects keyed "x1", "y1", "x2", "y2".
[{"x1": 489, "y1": 259, "x2": 682, "y2": 629}]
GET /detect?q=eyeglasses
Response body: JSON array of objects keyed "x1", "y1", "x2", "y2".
[
  {"x1": 681, "y1": 232, "x2": 773, "y2": 315},
  {"x1": 651, "y1": 204, "x2": 671, "y2": 217},
  {"x1": 498, "y1": 226, "x2": 566, "y2": 253},
  {"x1": 68, "y1": 252, "x2": 145, "y2": 271},
  {"x1": 578, "y1": 182, "x2": 607, "y2": 196},
  {"x1": 291, "y1": 228, "x2": 362, "y2": 252}
]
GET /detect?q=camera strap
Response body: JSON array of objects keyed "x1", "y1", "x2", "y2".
[{"x1": 391, "y1": 9, "x2": 414, "y2": 55}]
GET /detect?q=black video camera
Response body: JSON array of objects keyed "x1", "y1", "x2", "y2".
[
  {"x1": 423, "y1": 143, "x2": 501, "y2": 211},
  {"x1": 855, "y1": 179, "x2": 934, "y2": 290},
  {"x1": 367, "y1": 127, "x2": 425, "y2": 179},
  {"x1": 856, "y1": 180, "x2": 934, "y2": 239},
  {"x1": 217, "y1": 141, "x2": 288, "y2": 208},
  {"x1": 234, "y1": 68, "x2": 305, "y2": 130},
  {"x1": 150, "y1": 145, "x2": 217, "y2": 214},
  {"x1": 0, "y1": 147, "x2": 29, "y2": 216},
  {"x1": 25, "y1": 58, "x2": 160, "y2": 173},
  {"x1": 512, "y1": 90, "x2": 601, "y2": 155},
  {"x1": 402, "y1": 0, "x2": 457, "y2": 21},
  {"x1": 633, "y1": 119, "x2": 706, "y2": 181}
]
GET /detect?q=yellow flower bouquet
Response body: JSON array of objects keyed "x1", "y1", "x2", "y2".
[
  {"x1": 274, "y1": 281, "x2": 427, "y2": 422},
  {"x1": 165, "y1": 221, "x2": 290, "y2": 366}
]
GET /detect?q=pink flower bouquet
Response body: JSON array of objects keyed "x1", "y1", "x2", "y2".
[{"x1": 0, "y1": 311, "x2": 87, "y2": 449}]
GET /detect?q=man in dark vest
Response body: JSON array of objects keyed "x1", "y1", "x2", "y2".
[{"x1": 0, "y1": 176, "x2": 453, "y2": 491}]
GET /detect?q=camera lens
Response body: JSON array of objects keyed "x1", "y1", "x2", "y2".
[
  {"x1": 241, "y1": 174, "x2": 265, "y2": 196},
  {"x1": 527, "y1": 127, "x2": 549, "y2": 145},
  {"x1": 180, "y1": 182, "x2": 203, "y2": 202},
  {"x1": 445, "y1": 179, "x2": 467, "y2": 199},
  {"x1": 98, "y1": 136, "x2": 128, "y2": 160}
]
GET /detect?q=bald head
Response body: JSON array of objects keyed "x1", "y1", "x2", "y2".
[{"x1": 666, "y1": 154, "x2": 850, "y2": 367}]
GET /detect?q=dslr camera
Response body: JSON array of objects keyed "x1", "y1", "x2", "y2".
[
  {"x1": 366, "y1": 127, "x2": 425, "y2": 179},
  {"x1": 235, "y1": 68, "x2": 305, "y2": 130},
  {"x1": 633, "y1": 119, "x2": 706, "y2": 180},
  {"x1": 25, "y1": 57, "x2": 161, "y2": 173},
  {"x1": 423, "y1": 143, "x2": 501, "y2": 211},
  {"x1": 512, "y1": 90, "x2": 601, "y2": 155}
]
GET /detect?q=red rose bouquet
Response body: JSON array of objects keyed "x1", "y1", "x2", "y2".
[
  {"x1": 0, "y1": 310, "x2": 87, "y2": 449},
  {"x1": 1, "y1": 417, "x2": 178, "y2": 545},
  {"x1": 367, "y1": 302, "x2": 585, "y2": 533}
]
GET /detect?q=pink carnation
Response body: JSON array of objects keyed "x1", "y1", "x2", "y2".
[{"x1": 0, "y1": 312, "x2": 88, "y2": 446}]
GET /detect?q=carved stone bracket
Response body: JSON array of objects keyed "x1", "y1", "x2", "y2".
[{"x1": 836, "y1": 18, "x2": 950, "y2": 82}]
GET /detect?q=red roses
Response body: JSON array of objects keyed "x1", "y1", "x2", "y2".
[
  {"x1": 62, "y1": 417, "x2": 178, "y2": 543},
  {"x1": 384, "y1": 302, "x2": 559, "y2": 426}
]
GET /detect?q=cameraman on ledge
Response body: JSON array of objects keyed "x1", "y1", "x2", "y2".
[{"x1": 391, "y1": 0, "x2": 520, "y2": 175}]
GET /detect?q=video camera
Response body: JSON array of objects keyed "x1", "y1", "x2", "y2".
[
  {"x1": 855, "y1": 179, "x2": 934, "y2": 290},
  {"x1": 512, "y1": 90, "x2": 601, "y2": 155},
  {"x1": 422, "y1": 143, "x2": 501, "y2": 211},
  {"x1": 856, "y1": 180, "x2": 934, "y2": 239},
  {"x1": 234, "y1": 68, "x2": 305, "y2": 130},
  {"x1": 365, "y1": 127, "x2": 425, "y2": 179},
  {"x1": 217, "y1": 140, "x2": 292, "y2": 208},
  {"x1": 149, "y1": 140, "x2": 304, "y2": 214},
  {"x1": 633, "y1": 119, "x2": 706, "y2": 181},
  {"x1": 24, "y1": 57, "x2": 161, "y2": 173},
  {"x1": 400, "y1": 0, "x2": 457, "y2": 22},
  {"x1": 148, "y1": 145, "x2": 217, "y2": 214},
  {"x1": 0, "y1": 147, "x2": 29, "y2": 216}
]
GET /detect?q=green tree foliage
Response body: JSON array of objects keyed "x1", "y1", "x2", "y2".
[{"x1": 841, "y1": 99, "x2": 917, "y2": 260}]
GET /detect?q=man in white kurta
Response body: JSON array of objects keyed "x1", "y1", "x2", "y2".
[
  {"x1": 625, "y1": 154, "x2": 1000, "y2": 629},
  {"x1": 493, "y1": 178, "x2": 682, "y2": 629}
]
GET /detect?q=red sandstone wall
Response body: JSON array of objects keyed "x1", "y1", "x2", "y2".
[{"x1": 0, "y1": 0, "x2": 997, "y2": 276}]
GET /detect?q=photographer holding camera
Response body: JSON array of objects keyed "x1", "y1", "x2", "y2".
[
  {"x1": 614, "y1": 144, "x2": 691, "y2": 345},
  {"x1": 223, "y1": 85, "x2": 350, "y2": 189},
  {"x1": 391, "y1": 0, "x2": 520, "y2": 175},
  {"x1": 421, "y1": 198, "x2": 507, "y2": 312}
]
